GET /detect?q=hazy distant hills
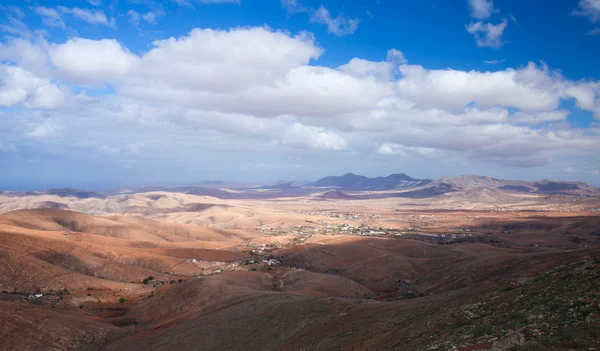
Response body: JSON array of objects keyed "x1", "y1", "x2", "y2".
[
  {"x1": 1, "y1": 174, "x2": 597, "y2": 202},
  {"x1": 0, "y1": 188, "x2": 106, "y2": 199},
  {"x1": 306, "y1": 173, "x2": 599, "y2": 201},
  {"x1": 435, "y1": 175, "x2": 598, "y2": 194},
  {"x1": 308, "y1": 173, "x2": 432, "y2": 191}
]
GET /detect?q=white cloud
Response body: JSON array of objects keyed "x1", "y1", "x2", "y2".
[
  {"x1": 396, "y1": 62, "x2": 573, "y2": 112},
  {"x1": 483, "y1": 59, "x2": 505, "y2": 64},
  {"x1": 338, "y1": 49, "x2": 405, "y2": 81},
  {"x1": 283, "y1": 124, "x2": 347, "y2": 150},
  {"x1": 31, "y1": 6, "x2": 66, "y2": 28},
  {"x1": 27, "y1": 119, "x2": 63, "y2": 137},
  {"x1": 126, "y1": 27, "x2": 321, "y2": 95},
  {"x1": 0, "y1": 26, "x2": 599, "y2": 180},
  {"x1": 142, "y1": 11, "x2": 163, "y2": 24},
  {"x1": 386, "y1": 49, "x2": 407, "y2": 65},
  {"x1": 0, "y1": 6, "x2": 31, "y2": 38},
  {"x1": 377, "y1": 143, "x2": 439, "y2": 160},
  {"x1": 510, "y1": 110, "x2": 570, "y2": 125},
  {"x1": 282, "y1": 0, "x2": 306, "y2": 14},
  {"x1": 0, "y1": 38, "x2": 51, "y2": 77},
  {"x1": 0, "y1": 65, "x2": 66, "y2": 109},
  {"x1": 469, "y1": 0, "x2": 495, "y2": 20},
  {"x1": 59, "y1": 7, "x2": 116, "y2": 28},
  {"x1": 466, "y1": 19, "x2": 508, "y2": 48},
  {"x1": 128, "y1": 10, "x2": 141, "y2": 26},
  {"x1": 87, "y1": 0, "x2": 102, "y2": 5},
  {"x1": 128, "y1": 9, "x2": 165, "y2": 25},
  {"x1": 574, "y1": 0, "x2": 600, "y2": 22},
  {"x1": 310, "y1": 6, "x2": 359, "y2": 37},
  {"x1": 49, "y1": 38, "x2": 138, "y2": 85}
]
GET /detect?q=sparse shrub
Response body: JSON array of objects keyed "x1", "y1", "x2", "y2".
[
  {"x1": 472, "y1": 324, "x2": 493, "y2": 338},
  {"x1": 87, "y1": 293, "x2": 91, "y2": 296},
  {"x1": 87, "y1": 287, "x2": 94, "y2": 290},
  {"x1": 119, "y1": 298, "x2": 126, "y2": 304},
  {"x1": 506, "y1": 311, "x2": 527, "y2": 321}
]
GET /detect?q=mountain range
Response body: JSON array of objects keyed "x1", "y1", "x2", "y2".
[
  {"x1": 1, "y1": 174, "x2": 598, "y2": 200},
  {"x1": 308, "y1": 173, "x2": 432, "y2": 191},
  {"x1": 308, "y1": 173, "x2": 598, "y2": 195}
]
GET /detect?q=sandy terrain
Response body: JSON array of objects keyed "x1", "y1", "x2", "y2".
[{"x1": 1, "y1": 189, "x2": 599, "y2": 350}]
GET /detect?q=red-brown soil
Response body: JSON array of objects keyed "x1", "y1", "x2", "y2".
[{"x1": 1, "y1": 205, "x2": 599, "y2": 351}]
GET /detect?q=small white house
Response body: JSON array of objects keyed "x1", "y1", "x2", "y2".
[{"x1": 263, "y1": 259, "x2": 281, "y2": 266}]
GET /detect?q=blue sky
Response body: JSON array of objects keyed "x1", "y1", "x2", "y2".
[{"x1": 0, "y1": 0, "x2": 600, "y2": 190}]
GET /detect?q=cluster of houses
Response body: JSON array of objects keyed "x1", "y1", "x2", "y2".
[{"x1": 287, "y1": 211, "x2": 362, "y2": 220}]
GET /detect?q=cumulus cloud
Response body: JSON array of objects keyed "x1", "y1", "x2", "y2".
[
  {"x1": 310, "y1": 6, "x2": 359, "y2": 36},
  {"x1": 338, "y1": 49, "x2": 405, "y2": 81},
  {"x1": 395, "y1": 62, "x2": 585, "y2": 112},
  {"x1": 0, "y1": 65, "x2": 66, "y2": 109},
  {"x1": 283, "y1": 124, "x2": 347, "y2": 150},
  {"x1": 0, "y1": 26, "x2": 599, "y2": 183},
  {"x1": 49, "y1": 38, "x2": 138, "y2": 85},
  {"x1": 466, "y1": 19, "x2": 508, "y2": 48},
  {"x1": 469, "y1": 0, "x2": 496, "y2": 20}
]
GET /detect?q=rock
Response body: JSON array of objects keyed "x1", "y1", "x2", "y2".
[
  {"x1": 464, "y1": 310, "x2": 478, "y2": 320},
  {"x1": 490, "y1": 331, "x2": 525, "y2": 351}
]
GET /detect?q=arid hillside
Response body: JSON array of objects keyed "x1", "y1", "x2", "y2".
[{"x1": 1, "y1": 194, "x2": 599, "y2": 350}]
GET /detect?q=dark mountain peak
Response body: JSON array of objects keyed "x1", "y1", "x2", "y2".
[
  {"x1": 341, "y1": 173, "x2": 364, "y2": 179},
  {"x1": 386, "y1": 173, "x2": 415, "y2": 181},
  {"x1": 309, "y1": 172, "x2": 430, "y2": 191}
]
